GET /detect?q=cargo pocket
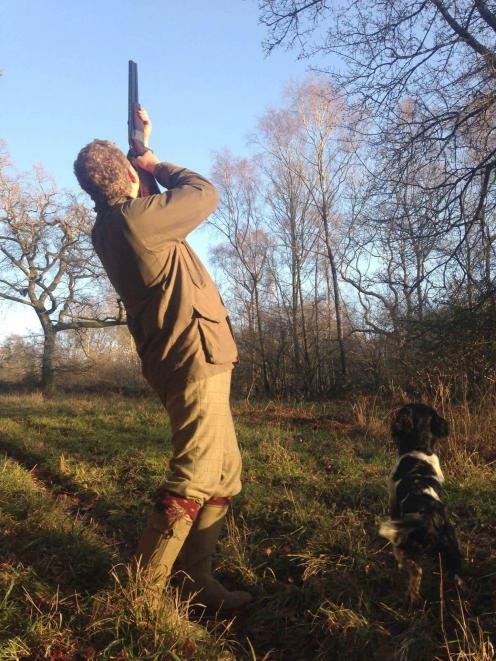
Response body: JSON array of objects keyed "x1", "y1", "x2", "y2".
[{"x1": 193, "y1": 300, "x2": 238, "y2": 365}]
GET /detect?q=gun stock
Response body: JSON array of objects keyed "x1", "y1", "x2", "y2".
[{"x1": 128, "y1": 60, "x2": 160, "y2": 197}]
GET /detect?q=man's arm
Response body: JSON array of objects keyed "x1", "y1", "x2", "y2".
[
  {"x1": 128, "y1": 104, "x2": 160, "y2": 197},
  {"x1": 124, "y1": 151, "x2": 219, "y2": 250},
  {"x1": 137, "y1": 108, "x2": 152, "y2": 148}
]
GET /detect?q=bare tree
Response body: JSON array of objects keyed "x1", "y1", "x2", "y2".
[
  {"x1": 0, "y1": 148, "x2": 125, "y2": 392},
  {"x1": 256, "y1": 80, "x2": 352, "y2": 379},
  {"x1": 259, "y1": 1, "x2": 496, "y2": 254},
  {"x1": 210, "y1": 151, "x2": 274, "y2": 393},
  {"x1": 256, "y1": 105, "x2": 315, "y2": 388}
]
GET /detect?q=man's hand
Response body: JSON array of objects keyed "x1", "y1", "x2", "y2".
[
  {"x1": 132, "y1": 106, "x2": 160, "y2": 174},
  {"x1": 134, "y1": 149, "x2": 160, "y2": 174},
  {"x1": 137, "y1": 107, "x2": 152, "y2": 146}
]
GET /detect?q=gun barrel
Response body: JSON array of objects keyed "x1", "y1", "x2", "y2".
[
  {"x1": 128, "y1": 60, "x2": 140, "y2": 147},
  {"x1": 126, "y1": 60, "x2": 160, "y2": 196}
]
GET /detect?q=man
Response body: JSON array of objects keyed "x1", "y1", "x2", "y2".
[{"x1": 74, "y1": 109, "x2": 251, "y2": 610}]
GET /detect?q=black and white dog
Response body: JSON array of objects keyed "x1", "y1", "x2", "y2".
[{"x1": 379, "y1": 403, "x2": 463, "y2": 602}]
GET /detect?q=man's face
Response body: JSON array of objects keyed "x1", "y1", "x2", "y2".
[{"x1": 128, "y1": 164, "x2": 140, "y2": 199}]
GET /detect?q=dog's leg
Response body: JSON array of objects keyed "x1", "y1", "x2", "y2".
[
  {"x1": 394, "y1": 547, "x2": 423, "y2": 604},
  {"x1": 439, "y1": 523, "x2": 465, "y2": 591},
  {"x1": 406, "y1": 559, "x2": 423, "y2": 604}
]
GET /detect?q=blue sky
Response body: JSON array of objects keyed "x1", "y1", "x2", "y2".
[{"x1": 0, "y1": 0, "x2": 308, "y2": 337}]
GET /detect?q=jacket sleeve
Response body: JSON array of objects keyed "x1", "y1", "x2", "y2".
[{"x1": 121, "y1": 162, "x2": 219, "y2": 251}]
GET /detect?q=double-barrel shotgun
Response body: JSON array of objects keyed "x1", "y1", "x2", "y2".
[{"x1": 128, "y1": 60, "x2": 160, "y2": 197}]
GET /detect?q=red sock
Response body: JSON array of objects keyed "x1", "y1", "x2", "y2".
[
  {"x1": 205, "y1": 496, "x2": 232, "y2": 507},
  {"x1": 155, "y1": 492, "x2": 201, "y2": 523}
]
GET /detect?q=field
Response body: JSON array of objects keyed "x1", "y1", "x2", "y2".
[{"x1": 0, "y1": 391, "x2": 495, "y2": 660}]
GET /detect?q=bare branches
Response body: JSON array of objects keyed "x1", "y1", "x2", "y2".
[
  {"x1": 474, "y1": 0, "x2": 496, "y2": 32},
  {"x1": 0, "y1": 153, "x2": 125, "y2": 390},
  {"x1": 258, "y1": 0, "x2": 328, "y2": 54},
  {"x1": 258, "y1": 0, "x2": 496, "y2": 233},
  {"x1": 207, "y1": 65, "x2": 496, "y2": 393},
  {"x1": 431, "y1": 0, "x2": 496, "y2": 66}
]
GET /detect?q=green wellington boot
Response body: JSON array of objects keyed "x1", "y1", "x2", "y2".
[
  {"x1": 177, "y1": 500, "x2": 252, "y2": 610},
  {"x1": 134, "y1": 505, "x2": 195, "y2": 605}
]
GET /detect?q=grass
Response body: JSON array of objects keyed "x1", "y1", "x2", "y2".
[{"x1": 0, "y1": 391, "x2": 494, "y2": 659}]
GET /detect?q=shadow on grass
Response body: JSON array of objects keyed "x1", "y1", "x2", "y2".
[
  {"x1": 1, "y1": 522, "x2": 115, "y2": 593},
  {"x1": 0, "y1": 435, "x2": 150, "y2": 560},
  {"x1": 0, "y1": 396, "x2": 176, "y2": 575}
]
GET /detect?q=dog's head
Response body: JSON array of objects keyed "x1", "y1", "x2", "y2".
[{"x1": 391, "y1": 403, "x2": 449, "y2": 455}]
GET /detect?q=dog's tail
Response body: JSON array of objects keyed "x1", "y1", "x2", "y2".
[{"x1": 379, "y1": 515, "x2": 423, "y2": 546}]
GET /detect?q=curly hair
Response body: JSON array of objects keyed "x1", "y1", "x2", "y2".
[{"x1": 74, "y1": 140, "x2": 131, "y2": 210}]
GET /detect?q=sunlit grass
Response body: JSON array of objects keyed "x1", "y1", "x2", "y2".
[{"x1": 0, "y1": 392, "x2": 494, "y2": 659}]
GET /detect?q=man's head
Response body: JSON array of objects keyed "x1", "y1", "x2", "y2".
[{"x1": 74, "y1": 140, "x2": 139, "y2": 210}]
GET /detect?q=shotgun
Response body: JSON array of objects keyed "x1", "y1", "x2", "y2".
[{"x1": 128, "y1": 60, "x2": 160, "y2": 196}]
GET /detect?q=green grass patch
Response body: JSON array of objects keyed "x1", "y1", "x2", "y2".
[{"x1": 0, "y1": 393, "x2": 494, "y2": 659}]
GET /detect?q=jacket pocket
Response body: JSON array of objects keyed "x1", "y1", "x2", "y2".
[{"x1": 193, "y1": 301, "x2": 238, "y2": 365}]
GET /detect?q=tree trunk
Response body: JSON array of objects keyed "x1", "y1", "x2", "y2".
[
  {"x1": 298, "y1": 271, "x2": 312, "y2": 392},
  {"x1": 322, "y1": 214, "x2": 347, "y2": 379},
  {"x1": 314, "y1": 254, "x2": 323, "y2": 393},
  {"x1": 291, "y1": 244, "x2": 301, "y2": 392},
  {"x1": 41, "y1": 324, "x2": 57, "y2": 394},
  {"x1": 253, "y1": 281, "x2": 270, "y2": 395}
]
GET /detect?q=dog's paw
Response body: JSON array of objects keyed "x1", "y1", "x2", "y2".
[
  {"x1": 407, "y1": 589, "x2": 423, "y2": 608},
  {"x1": 454, "y1": 575, "x2": 471, "y2": 602}
]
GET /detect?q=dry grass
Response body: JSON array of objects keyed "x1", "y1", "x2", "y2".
[{"x1": 0, "y1": 390, "x2": 494, "y2": 659}]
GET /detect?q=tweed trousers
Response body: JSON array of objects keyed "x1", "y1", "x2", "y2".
[{"x1": 157, "y1": 370, "x2": 242, "y2": 504}]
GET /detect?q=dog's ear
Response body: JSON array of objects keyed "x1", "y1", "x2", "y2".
[
  {"x1": 431, "y1": 412, "x2": 449, "y2": 438},
  {"x1": 391, "y1": 406, "x2": 414, "y2": 438}
]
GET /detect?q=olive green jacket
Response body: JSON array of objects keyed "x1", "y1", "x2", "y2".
[{"x1": 91, "y1": 162, "x2": 237, "y2": 397}]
